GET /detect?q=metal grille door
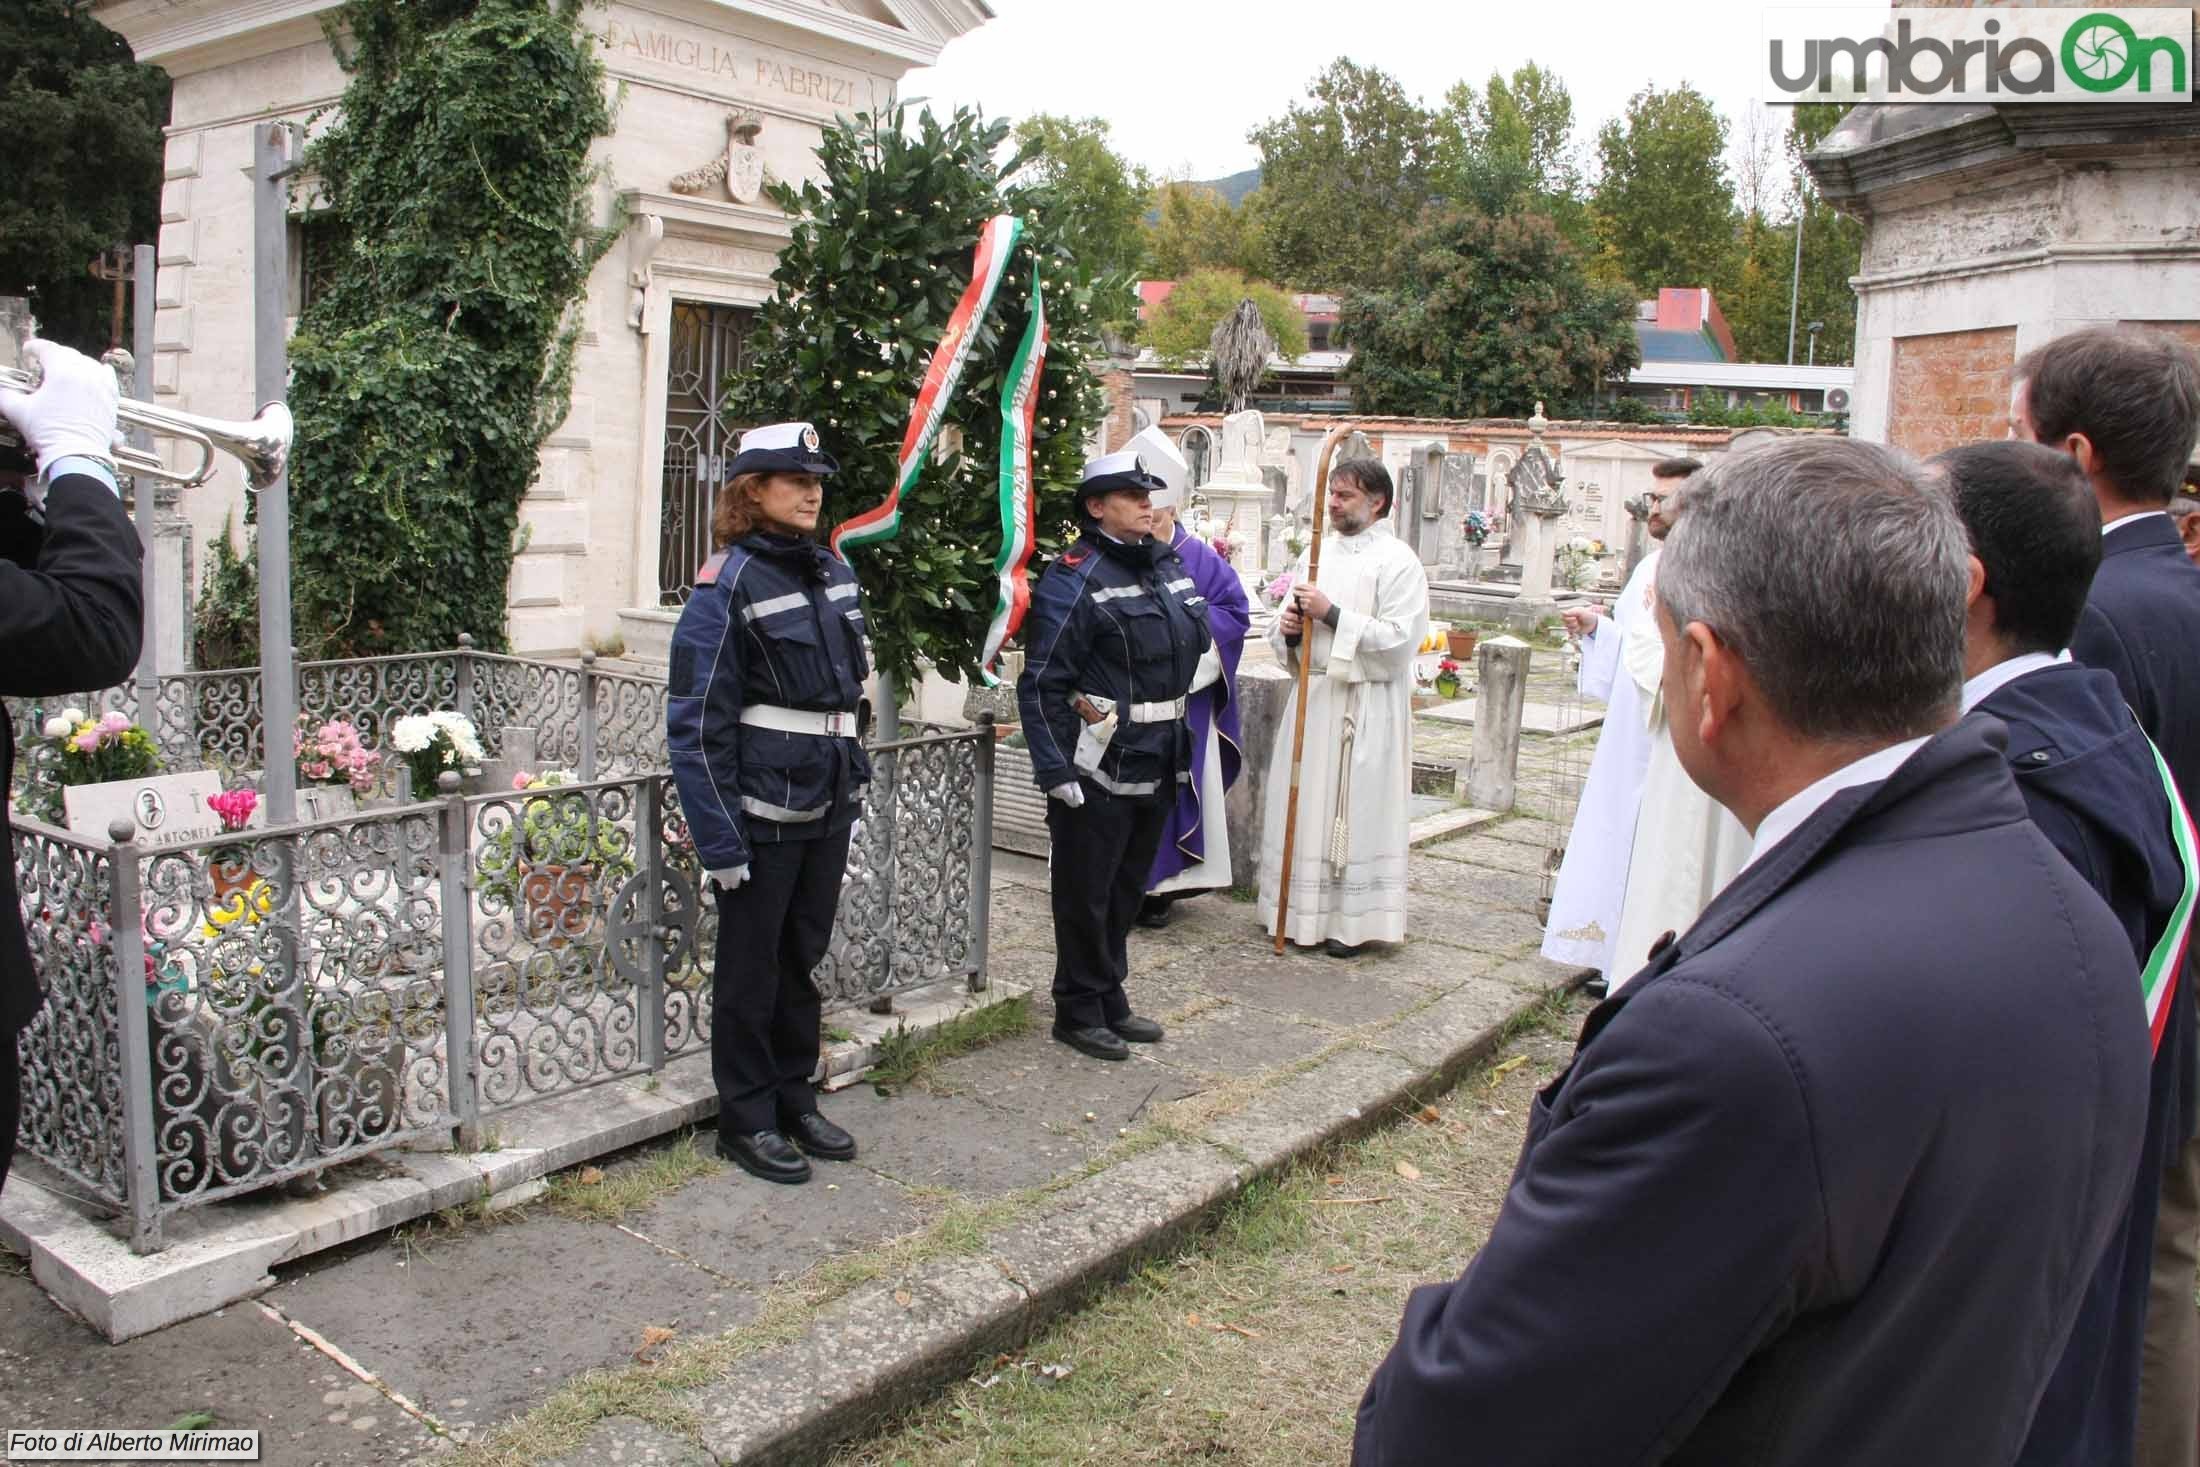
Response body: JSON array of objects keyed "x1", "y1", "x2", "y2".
[{"x1": 659, "y1": 301, "x2": 757, "y2": 605}]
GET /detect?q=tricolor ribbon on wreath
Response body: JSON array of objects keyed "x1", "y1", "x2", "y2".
[{"x1": 827, "y1": 211, "x2": 1050, "y2": 687}]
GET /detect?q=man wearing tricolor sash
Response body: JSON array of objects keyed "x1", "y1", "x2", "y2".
[
  {"x1": 1939, "y1": 441, "x2": 2194, "y2": 1467},
  {"x1": 1359, "y1": 439, "x2": 2148, "y2": 1467},
  {"x1": 1126, "y1": 427, "x2": 1249, "y2": 929},
  {"x1": 1016, "y1": 451, "x2": 1210, "y2": 1063}
]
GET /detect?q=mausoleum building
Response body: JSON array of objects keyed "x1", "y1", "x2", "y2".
[{"x1": 93, "y1": 0, "x2": 991, "y2": 660}]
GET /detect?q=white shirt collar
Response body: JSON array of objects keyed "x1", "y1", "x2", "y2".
[
  {"x1": 1742, "y1": 736, "x2": 1933, "y2": 872},
  {"x1": 2103, "y1": 509, "x2": 2169, "y2": 538},
  {"x1": 1959, "y1": 650, "x2": 2069, "y2": 714}
]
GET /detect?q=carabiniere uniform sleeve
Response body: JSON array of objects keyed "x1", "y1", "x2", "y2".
[{"x1": 666, "y1": 549, "x2": 753, "y2": 871}]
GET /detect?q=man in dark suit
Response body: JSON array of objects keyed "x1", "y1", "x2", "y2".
[
  {"x1": 1939, "y1": 439, "x2": 2192, "y2": 1467},
  {"x1": 2014, "y1": 326, "x2": 2200, "y2": 1467},
  {"x1": 0, "y1": 338, "x2": 146, "y2": 1190},
  {"x1": 1355, "y1": 438, "x2": 2149, "y2": 1467}
]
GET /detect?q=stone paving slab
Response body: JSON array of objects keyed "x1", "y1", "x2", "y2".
[
  {"x1": 627, "y1": 1164, "x2": 927, "y2": 1292},
  {"x1": 817, "y1": 1087, "x2": 1081, "y2": 1199},
  {"x1": 0, "y1": 1265, "x2": 443, "y2": 1465},
  {"x1": 274, "y1": 1215, "x2": 741, "y2": 1437}
]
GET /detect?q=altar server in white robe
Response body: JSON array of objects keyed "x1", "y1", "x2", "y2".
[
  {"x1": 1541, "y1": 457, "x2": 1697, "y2": 986},
  {"x1": 1607, "y1": 479, "x2": 1752, "y2": 986},
  {"x1": 1259, "y1": 458, "x2": 1431, "y2": 956}
]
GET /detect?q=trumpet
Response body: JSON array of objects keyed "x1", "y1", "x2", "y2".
[{"x1": 0, "y1": 362, "x2": 292, "y2": 492}]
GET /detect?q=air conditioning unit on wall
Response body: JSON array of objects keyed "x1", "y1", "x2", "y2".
[{"x1": 1825, "y1": 386, "x2": 1852, "y2": 413}]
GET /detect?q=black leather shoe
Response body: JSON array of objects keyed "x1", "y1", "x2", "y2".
[
  {"x1": 1136, "y1": 898, "x2": 1174, "y2": 929},
  {"x1": 1053, "y1": 1021, "x2": 1130, "y2": 1061},
  {"x1": 717, "y1": 1129, "x2": 810, "y2": 1184},
  {"x1": 1583, "y1": 975, "x2": 1610, "y2": 1000},
  {"x1": 1111, "y1": 1014, "x2": 1165, "y2": 1044},
  {"x1": 1324, "y1": 938, "x2": 1365, "y2": 959},
  {"x1": 781, "y1": 1110, "x2": 857, "y2": 1162}
]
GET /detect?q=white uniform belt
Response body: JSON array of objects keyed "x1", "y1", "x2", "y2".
[
  {"x1": 740, "y1": 705, "x2": 859, "y2": 738},
  {"x1": 1086, "y1": 694, "x2": 1186, "y2": 724}
]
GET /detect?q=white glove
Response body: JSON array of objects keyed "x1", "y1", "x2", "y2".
[
  {"x1": 1047, "y1": 781, "x2": 1085, "y2": 809},
  {"x1": 709, "y1": 865, "x2": 750, "y2": 891},
  {"x1": 1189, "y1": 644, "x2": 1223, "y2": 694},
  {"x1": 0, "y1": 340, "x2": 121, "y2": 479},
  {"x1": 849, "y1": 819, "x2": 864, "y2": 845}
]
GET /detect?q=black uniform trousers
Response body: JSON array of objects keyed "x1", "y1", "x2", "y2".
[
  {"x1": 710, "y1": 828, "x2": 852, "y2": 1135},
  {"x1": 1, "y1": 1028, "x2": 18, "y2": 1192},
  {"x1": 1046, "y1": 780, "x2": 1170, "y2": 1030}
]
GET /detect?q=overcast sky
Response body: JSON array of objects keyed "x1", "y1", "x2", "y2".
[{"x1": 902, "y1": 0, "x2": 1800, "y2": 187}]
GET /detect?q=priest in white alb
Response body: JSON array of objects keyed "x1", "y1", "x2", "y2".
[
  {"x1": 1259, "y1": 458, "x2": 1431, "y2": 956},
  {"x1": 1607, "y1": 472, "x2": 1751, "y2": 984},
  {"x1": 1541, "y1": 457, "x2": 1695, "y2": 987}
]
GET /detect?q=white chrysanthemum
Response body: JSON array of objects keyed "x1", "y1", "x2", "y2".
[
  {"x1": 431, "y1": 711, "x2": 485, "y2": 762},
  {"x1": 391, "y1": 715, "x2": 434, "y2": 753},
  {"x1": 42, "y1": 715, "x2": 70, "y2": 739},
  {"x1": 61, "y1": 706, "x2": 86, "y2": 726}
]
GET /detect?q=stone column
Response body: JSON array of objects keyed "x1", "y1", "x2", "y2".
[
  {"x1": 1225, "y1": 662, "x2": 1293, "y2": 891},
  {"x1": 1515, "y1": 510, "x2": 1564, "y2": 607},
  {"x1": 1465, "y1": 636, "x2": 1531, "y2": 812}
]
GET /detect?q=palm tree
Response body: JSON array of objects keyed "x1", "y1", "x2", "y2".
[{"x1": 1209, "y1": 299, "x2": 1275, "y2": 415}]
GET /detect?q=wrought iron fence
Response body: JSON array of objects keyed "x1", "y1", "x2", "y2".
[{"x1": 9, "y1": 650, "x2": 994, "y2": 1251}]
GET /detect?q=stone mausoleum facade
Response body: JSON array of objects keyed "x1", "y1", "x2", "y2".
[
  {"x1": 94, "y1": 0, "x2": 990, "y2": 659},
  {"x1": 1806, "y1": 98, "x2": 2200, "y2": 459}
]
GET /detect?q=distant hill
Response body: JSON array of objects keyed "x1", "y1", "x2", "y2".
[{"x1": 1194, "y1": 168, "x2": 1261, "y2": 206}]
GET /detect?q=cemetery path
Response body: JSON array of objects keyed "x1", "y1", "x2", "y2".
[{"x1": 0, "y1": 706, "x2": 1588, "y2": 1466}]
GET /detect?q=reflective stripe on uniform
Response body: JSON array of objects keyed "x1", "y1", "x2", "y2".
[
  {"x1": 1083, "y1": 768, "x2": 1159, "y2": 797},
  {"x1": 1090, "y1": 584, "x2": 1147, "y2": 604},
  {"x1": 826, "y1": 583, "x2": 858, "y2": 601},
  {"x1": 741, "y1": 591, "x2": 809, "y2": 623},
  {"x1": 740, "y1": 794, "x2": 829, "y2": 823}
]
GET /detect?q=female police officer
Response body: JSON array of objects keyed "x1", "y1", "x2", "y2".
[
  {"x1": 667, "y1": 422, "x2": 870, "y2": 1184},
  {"x1": 1016, "y1": 450, "x2": 1211, "y2": 1061}
]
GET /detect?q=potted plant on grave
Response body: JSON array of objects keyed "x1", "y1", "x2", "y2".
[
  {"x1": 296, "y1": 715, "x2": 382, "y2": 800},
  {"x1": 205, "y1": 787, "x2": 260, "y2": 902},
  {"x1": 23, "y1": 707, "x2": 161, "y2": 824},
  {"x1": 477, "y1": 770, "x2": 638, "y2": 942},
  {"x1": 389, "y1": 710, "x2": 484, "y2": 800},
  {"x1": 1460, "y1": 508, "x2": 1493, "y2": 581},
  {"x1": 1433, "y1": 657, "x2": 1464, "y2": 700}
]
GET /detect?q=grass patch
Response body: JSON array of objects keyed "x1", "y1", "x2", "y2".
[
  {"x1": 541, "y1": 1132, "x2": 723, "y2": 1224},
  {"x1": 868, "y1": 994, "x2": 1031, "y2": 1090}
]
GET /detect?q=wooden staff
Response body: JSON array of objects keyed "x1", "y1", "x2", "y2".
[{"x1": 1273, "y1": 423, "x2": 1357, "y2": 954}]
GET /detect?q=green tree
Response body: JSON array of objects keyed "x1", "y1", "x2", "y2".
[
  {"x1": 1432, "y1": 64, "x2": 1577, "y2": 214},
  {"x1": 283, "y1": 0, "x2": 617, "y2": 656},
  {"x1": 730, "y1": 104, "x2": 1108, "y2": 689},
  {"x1": 0, "y1": 0, "x2": 169, "y2": 352},
  {"x1": 1591, "y1": 84, "x2": 1736, "y2": 295},
  {"x1": 1141, "y1": 180, "x2": 1272, "y2": 281},
  {"x1": 1720, "y1": 104, "x2": 1861, "y2": 365},
  {"x1": 1010, "y1": 113, "x2": 1148, "y2": 321},
  {"x1": 1144, "y1": 268, "x2": 1307, "y2": 367},
  {"x1": 1339, "y1": 206, "x2": 1638, "y2": 419},
  {"x1": 1248, "y1": 59, "x2": 1435, "y2": 291}
]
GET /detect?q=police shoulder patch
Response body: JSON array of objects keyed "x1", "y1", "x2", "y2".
[
  {"x1": 1060, "y1": 550, "x2": 1088, "y2": 568},
  {"x1": 696, "y1": 550, "x2": 731, "y2": 586}
]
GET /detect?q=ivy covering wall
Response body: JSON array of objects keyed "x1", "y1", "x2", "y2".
[
  {"x1": 279, "y1": 0, "x2": 617, "y2": 658},
  {"x1": 731, "y1": 105, "x2": 1113, "y2": 690}
]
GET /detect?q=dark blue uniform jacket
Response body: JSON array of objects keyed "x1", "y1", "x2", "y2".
[
  {"x1": 1355, "y1": 719, "x2": 2149, "y2": 1467},
  {"x1": 2074, "y1": 511, "x2": 2200, "y2": 1145},
  {"x1": 666, "y1": 533, "x2": 871, "y2": 872},
  {"x1": 1015, "y1": 530, "x2": 1211, "y2": 798},
  {"x1": 1980, "y1": 662, "x2": 2187, "y2": 1467}
]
